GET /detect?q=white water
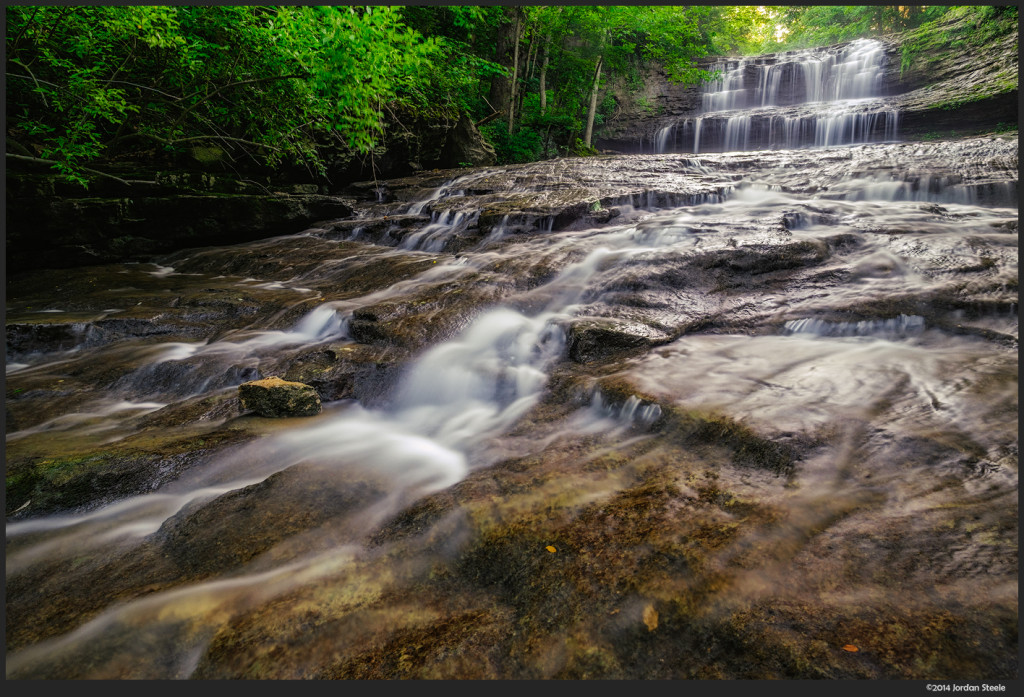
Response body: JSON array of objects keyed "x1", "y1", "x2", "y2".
[
  {"x1": 400, "y1": 209, "x2": 477, "y2": 252},
  {"x1": 656, "y1": 38, "x2": 899, "y2": 153}
]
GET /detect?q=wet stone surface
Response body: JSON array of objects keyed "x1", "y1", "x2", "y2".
[{"x1": 5, "y1": 133, "x2": 1018, "y2": 679}]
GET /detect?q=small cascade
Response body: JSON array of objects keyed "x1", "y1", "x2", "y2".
[
  {"x1": 824, "y1": 172, "x2": 1018, "y2": 207},
  {"x1": 106, "y1": 304, "x2": 349, "y2": 401},
  {"x1": 784, "y1": 314, "x2": 926, "y2": 339},
  {"x1": 656, "y1": 38, "x2": 899, "y2": 153},
  {"x1": 405, "y1": 172, "x2": 480, "y2": 216},
  {"x1": 588, "y1": 392, "x2": 663, "y2": 429},
  {"x1": 399, "y1": 209, "x2": 477, "y2": 252}
]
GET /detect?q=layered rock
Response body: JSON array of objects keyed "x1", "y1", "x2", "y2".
[
  {"x1": 5, "y1": 109, "x2": 496, "y2": 272},
  {"x1": 6, "y1": 166, "x2": 355, "y2": 272}
]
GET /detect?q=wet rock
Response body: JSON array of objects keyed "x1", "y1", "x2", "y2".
[
  {"x1": 3, "y1": 129, "x2": 1017, "y2": 680},
  {"x1": 596, "y1": 64, "x2": 706, "y2": 153},
  {"x1": 155, "y1": 465, "x2": 383, "y2": 579},
  {"x1": 282, "y1": 343, "x2": 409, "y2": 405},
  {"x1": 5, "y1": 429, "x2": 253, "y2": 519},
  {"x1": 6, "y1": 321, "x2": 85, "y2": 357},
  {"x1": 566, "y1": 317, "x2": 671, "y2": 363},
  {"x1": 884, "y1": 12, "x2": 1017, "y2": 138},
  {"x1": 5, "y1": 179, "x2": 356, "y2": 272},
  {"x1": 238, "y1": 376, "x2": 322, "y2": 417},
  {"x1": 347, "y1": 274, "x2": 504, "y2": 351}
]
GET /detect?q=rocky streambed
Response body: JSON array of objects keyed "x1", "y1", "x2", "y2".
[{"x1": 5, "y1": 134, "x2": 1018, "y2": 679}]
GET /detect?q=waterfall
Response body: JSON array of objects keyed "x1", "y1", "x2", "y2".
[{"x1": 657, "y1": 38, "x2": 899, "y2": 153}]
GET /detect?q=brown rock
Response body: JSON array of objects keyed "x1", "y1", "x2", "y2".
[{"x1": 238, "y1": 376, "x2": 322, "y2": 417}]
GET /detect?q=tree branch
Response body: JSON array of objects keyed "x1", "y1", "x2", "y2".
[
  {"x1": 9, "y1": 7, "x2": 40, "y2": 51},
  {"x1": 106, "y1": 132, "x2": 281, "y2": 152},
  {"x1": 9, "y1": 60, "x2": 49, "y2": 107},
  {"x1": 173, "y1": 74, "x2": 309, "y2": 131},
  {"x1": 167, "y1": 135, "x2": 282, "y2": 151},
  {"x1": 6, "y1": 138, "x2": 35, "y2": 157},
  {"x1": 6, "y1": 153, "x2": 156, "y2": 186},
  {"x1": 475, "y1": 111, "x2": 503, "y2": 128},
  {"x1": 102, "y1": 79, "x2": 184, "y2": 101}
]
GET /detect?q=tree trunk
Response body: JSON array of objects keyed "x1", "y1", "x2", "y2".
[
  {"x1": 583, "y1": 55, "x2": 603, "y2": 149},
  {"x1": 525, "y1": 30, "x2": 538, "y2": 82},
  {"x1": 488, "y1": 12, "x2": 515, "y2": 124},
  {"x1": 507, "y1": 9, "x2": 523, "y2": 134},
  {"x1": 539, "y1": 34, "x2": 550, "y2": 115}
]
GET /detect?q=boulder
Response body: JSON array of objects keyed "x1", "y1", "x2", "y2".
[
  {"x1": 238, "y1": 376, "x2": 322, "y2": 417},
  {"x1": 438, "y1": 113, "x2": 497, "y2": 168},
  {"x1": 566, "y1": 318, "x2": 672, "y2": 363}
]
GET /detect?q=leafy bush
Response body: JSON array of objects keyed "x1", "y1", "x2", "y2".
[
  {"x1": 5, "y1": 6, "x2": 451, "y2": 185},
  {"x1": 480, "y1": 122, "x2": 543, "y2": 164}
]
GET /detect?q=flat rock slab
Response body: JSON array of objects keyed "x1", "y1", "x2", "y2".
[{"x1": 238, "y1": 376, "x2": 322, "y2": 417}]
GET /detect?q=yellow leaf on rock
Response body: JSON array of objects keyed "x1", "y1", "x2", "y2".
[
  {"x1": 545, "y1": 545, "x2": 557, "y2": 553},
  {"x1": 842, "y1": 644, "x2": 859, "y2": 652},
  {"x1": 642, "y1": 604, "x2": 658, "y2": 632}
]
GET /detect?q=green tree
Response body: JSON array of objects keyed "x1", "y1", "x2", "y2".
[
  {"x1": 771, "y1": 5, "x2": 953, "y2": 50},
  {"x1": 5, "y1": 5, "x2": 450, "y2": 185}
]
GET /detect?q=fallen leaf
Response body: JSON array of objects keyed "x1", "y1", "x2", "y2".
[
  {"x1": 842, "y1": 645, "x2": 859, "y2": 652},
  {"x1": 642, "y1": 604, "x2": 658, "y2": 632},
  {"x1": 545, "y1": 545, "x2": 557, "y2": 553}
]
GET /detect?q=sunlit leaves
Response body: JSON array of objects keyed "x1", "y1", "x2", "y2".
[
  {"x1": 306, "y1": 5, "x2": 446, "y2": 151},
  {"x1": 6, "y1": 5, "x2": 452, "y2": 181}
]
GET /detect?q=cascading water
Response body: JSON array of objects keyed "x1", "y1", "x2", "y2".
[
  {"x1": 656, "y1": 38, "x2": 900, "y2": 153},
  {"x1": 5, "y1": 87, "x2": 1016, "y2": 679}
]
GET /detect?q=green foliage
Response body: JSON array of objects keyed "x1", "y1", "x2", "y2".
[
  {"x1": 310, "y1": 6, "x2": 448, "y2": 153},
  {"x1": 480, "y1": 121, "x2": 543, "y2": 164},
  {"x1": 570, "y1": 138, "x2": 599, "y2": 157},
  {"x1": 765, "y1": 5, "x2": 953, "y2": 51},
  {"x1": 594, "y1": 94, "x2": 617, "y2": 127},
  {"x1": 634, "y1": 97, "x2": 658, "y2": 116},
  {"x1": 899, "y1": 6, "x2": 1018, "y2": 76},
  {"x1": 4, "y1": 4, "x2": 739, "y2": 179},
  {"x1": 711, "y1": 6, "x2": 788, "y2": 55},
  {"x1": 517, "y1": 6, "x2": 719, "y2": 150},
  {"x1": 6, "y1": 5, "x2": 454, "y2": 184}
]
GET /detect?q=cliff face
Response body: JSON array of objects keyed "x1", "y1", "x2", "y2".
[
  {"x1": 5, "y1": 113, "x2": 497, "y2": 273},
  {"x1": 882, "y1": 15, "x2": 1017, "y2": 139},
  {"x1": 595, "y1": 11, "x2": 1018, "y2": 153},
  {"x1": 596, "y1": 65, "x2": 706, "y2": 154}
]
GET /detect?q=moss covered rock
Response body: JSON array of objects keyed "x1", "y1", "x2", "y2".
[{"x1": 238, "y1": 376, "x2": 322, "y2": 418}]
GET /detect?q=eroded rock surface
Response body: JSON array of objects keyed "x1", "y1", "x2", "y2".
[
  {"x1": 5, "y1": 133, "x2": 1017, "y2": 680},
  {"x1": 238, "y1": 376, "x2": 322, "y2": 418}
]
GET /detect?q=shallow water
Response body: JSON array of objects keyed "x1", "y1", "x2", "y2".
[{"x1": 5, "y1": 132, "x2": 1018, "y2": 678}]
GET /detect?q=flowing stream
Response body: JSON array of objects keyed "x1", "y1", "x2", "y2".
[{"x1": 4, "y1": 40, "x2": 1018, "y2": 680}]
